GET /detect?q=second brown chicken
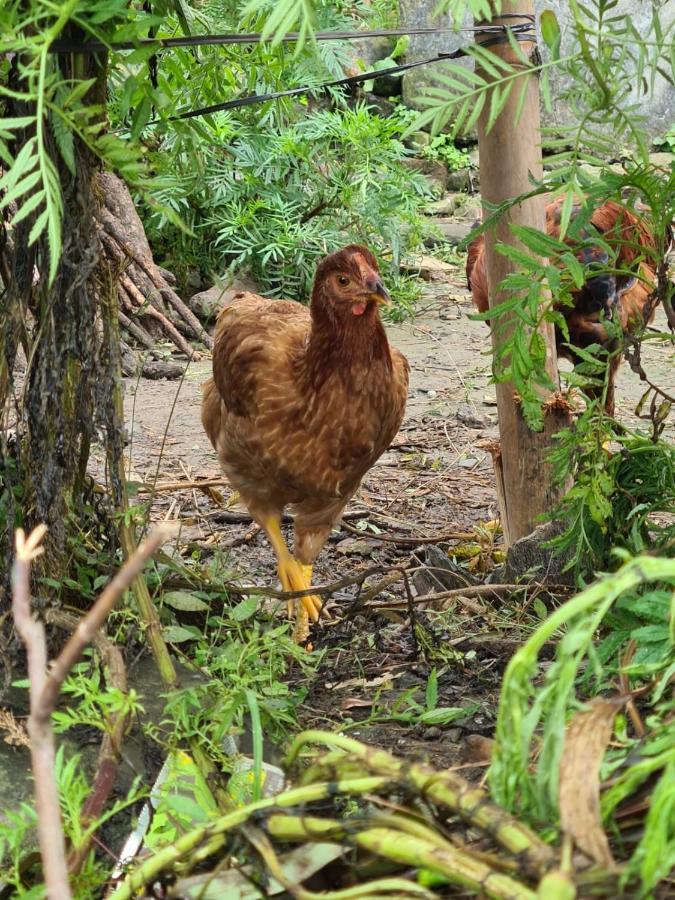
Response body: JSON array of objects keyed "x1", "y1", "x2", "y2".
[{"x1": 466, "y1": 197, "x2": 667, "y2": 415}]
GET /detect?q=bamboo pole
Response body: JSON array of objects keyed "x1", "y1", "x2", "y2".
[{"x1": 475, "y1": 2, "x2": 570, "y2": 545}]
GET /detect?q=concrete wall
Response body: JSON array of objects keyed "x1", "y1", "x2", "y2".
[{"x1": 398, "y1": 0, "x2": 674, "y2": 139}]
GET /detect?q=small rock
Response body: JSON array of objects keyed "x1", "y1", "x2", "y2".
[
  {"x1": 343, "y1": 36, "x2": 393, "y2": 73},
  {"x1": 371, "y1": 72, "x2": 402, "y2": 97},
  {"x1": 405, "y1": 131, "x2": 431, "y2": 153},
  {"x1": 141, "y1": 360, "x2": 185, "y2": 380},
  {"x1": 363, "y1": 92, "x2": 397, "y2": 118},
  {"x1": 446, "y1": 728, "x2": 462, "y2": 742},
  {"x1": 453, "y1": 194, "x2": 482, "y2": 221},
  {"x1": 426, "y1": 194, "x2": 462, "y2": 216},
  {"x1": 456, "y1": 403, "x2": 494, "y2": 429},
  {"x1": 401, "y1": 157, "x2": 448, "y2": 196},
  {"x1": 424, "y1": 218, "x2": 473, "y2": 247},
  {"x1": 400, "y1": 254, "x2": 456, "y2": 281},
  {"x1": 488, "y1": 521, "x2": 575, "y2": 586},
  {"x1": 459, "y1": 733, "x2": 495, "y2": 764},
  {"x1": 336, "y1": 538, "x2": 374, "y2": 557},
  {"x1": 184, "y1": 267, "x2": 202, "y2": 296},
  {"x1": 457, "y1": 456, "x2": 479, "y2": 468},
  {"x1": 446, "y1": 167, "x2": 478, "y2": 192},
  {"x1": 427, "y1": 390, "x2": 437, "y2": 399},
  {"x1": 189, "y1": 275, "x2": 260, "y2": 322},
  {"x1": 423, "y1": 726, "x2": 442, "y2": 741}
]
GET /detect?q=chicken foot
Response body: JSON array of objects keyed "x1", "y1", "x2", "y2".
[{"x1": 263, "y1": 517, "x2": 322, "y2": 643}]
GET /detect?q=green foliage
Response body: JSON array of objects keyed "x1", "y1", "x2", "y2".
[
  {"x1": 136, "y1": 102, "x2": 430, "y2": 301},
  {"x1": 0, "y1": 0, "x2": 154, "y2": 284},
  {"x1": 119, "y1": 548, "x2": 322, "y2": 757},
  {"x1": 548, "y1": 418, "x2": 675, "y2": 576},
  {"x1": 653, "y1": 124, "x2": 675, "y2": 153},
  {"x1": 0, "y1": 744, "x2": 141, "y2": 898},
  {"x1": 491, "y1": 555, "x2": 675, "y2": 821},
  {"x1": 422, "y1": 134, "x2": 471, "y2": 171},
  {"x1": 52, "y1": 659, "x2": 143, "y2": 736},
  {"x1": 344, "y1": 668, "x2": 475, "y2": 731}
]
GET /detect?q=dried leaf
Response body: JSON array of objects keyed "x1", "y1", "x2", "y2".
[
  {"x1": 340, "y1": 697, "x2": 374, "y2": 710},
  {"x1": 326, "y1": 673, "x2": 395, "y2": 691},
  {"x1": 559, "y1": 697, "x2": 623, "y2": 868}
]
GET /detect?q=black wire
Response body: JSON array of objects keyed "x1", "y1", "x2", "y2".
[
  {"x1": 144, "y1": 51, "x2": 467, "y2": 126},
  {"x1": 122, "y1": 26, "x2": 537, "y2": 130},
  {"x1": 50, "y1": 15, "x2": 536, "y2": 54}
]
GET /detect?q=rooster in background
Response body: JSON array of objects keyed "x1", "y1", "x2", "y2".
[
  {"x1": 466, "y1": 197, "x2": 668, "y2": 415},
  {"x1": 202, "y1": 245, "x2": 409, "y2": 642}
]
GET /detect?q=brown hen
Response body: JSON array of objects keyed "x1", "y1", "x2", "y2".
[
  {"x1": 467, "y1": 197, "x2": 666, "y2": 415},
  {"x1": 202, "y1": 245, "x2": 409, "y2": 641}
]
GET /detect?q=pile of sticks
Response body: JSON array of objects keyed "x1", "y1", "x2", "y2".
[{"x1": 96, "y1": 173, "x2": 213, "y2": 377}]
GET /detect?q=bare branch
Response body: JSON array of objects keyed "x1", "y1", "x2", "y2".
[{"x1": 12, "y1": 525, "x2": 71, "y2": 900}]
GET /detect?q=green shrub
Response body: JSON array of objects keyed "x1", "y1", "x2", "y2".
[{"x1": 138, "y1": 103, "x2": 431, "y2": 303}]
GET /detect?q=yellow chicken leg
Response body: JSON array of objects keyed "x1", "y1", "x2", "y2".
[{"x1": 263, "y1": 517, "x2": 322, "y2": 642}]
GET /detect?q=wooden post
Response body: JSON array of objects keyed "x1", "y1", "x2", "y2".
[{"x1": 475, "y1": 1, "x2": 570, "y2": 546}]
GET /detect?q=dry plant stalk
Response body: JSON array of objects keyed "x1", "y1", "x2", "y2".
[{"x1": 11, "y1": 524, "x2": 171, "y2": 899}]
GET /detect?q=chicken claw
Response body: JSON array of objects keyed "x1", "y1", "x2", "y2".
[{"x1": 264, "y1": 517, "x2": 322, "y2": 642}]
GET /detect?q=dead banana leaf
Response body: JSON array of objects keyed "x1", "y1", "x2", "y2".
[{"x1": 559, "y1": 697, "x2": 623, "y2": 869}]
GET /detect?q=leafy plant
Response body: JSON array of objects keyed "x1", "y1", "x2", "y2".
[
  {"x1": 422, "y1": 134, "x2": 471, "y2": 172},
  {"x1": 134, "y1": 101, "x2": 430, "y2": 304},
  {"x1": 151, "y1": 604, "x2": 319, "y2": 762},
  {"x1": 548, "y1": 417, "x2": 675, "y2": 576},
  {"x1": 345, "y1": 668, "x2": 475, "y2": 731},
  {"x1": 653, "y1": 124, "x2": 675, "y2": 154},
  {"x1": 491, "y1": 554, "x2": 675, "y2": 818}
]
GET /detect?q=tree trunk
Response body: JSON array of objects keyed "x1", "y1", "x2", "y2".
[
  {"x1": 0, "y1": 47, "x2": 124, "y2": 598},
  {"x1": 475, "y1": 1, "x2": 572, "y2": 546}
]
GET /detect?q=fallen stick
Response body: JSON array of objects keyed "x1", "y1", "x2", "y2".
[
  {"x1": 118, "y1": 309, "x2": 160, "y2": 353},
  {"x1": 121, "y1": 274, "x2": 198, "y2": 359},
  {"x1": 134, "y1": 477, "x2": 231, "y2": 492},
  {"x1": 342, "y1": 520, "x2": 476, "y2": 545},
  {"x1": 369, "y1": 582, "x2": 529, "y2": 609}
]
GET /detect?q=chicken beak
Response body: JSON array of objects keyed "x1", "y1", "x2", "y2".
[{"x1": 368, "y1": 279, "x2": 390, "y2": 306}]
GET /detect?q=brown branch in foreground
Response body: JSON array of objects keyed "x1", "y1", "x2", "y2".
[
  {"x1": 11, "y1": 524, "x2": 172, "y2": 898},
  {"x1": 11, "y1": 525, "x2": 69, "y2": 900}
]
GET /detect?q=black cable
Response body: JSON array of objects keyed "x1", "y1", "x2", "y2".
[
  {"x1": 144, "y1": 51, "x2": 466, "y2": 126},
  {"x1": 121, "y1": 25, "x2": 537, "y2": 130},
  {"x1": 50, "y1": 15, "x2": 536, "y2": 54}
]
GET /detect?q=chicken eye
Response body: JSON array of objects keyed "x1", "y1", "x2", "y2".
[{"x1": 338, "y1": 276, "x2": 349, "y2": 286}]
